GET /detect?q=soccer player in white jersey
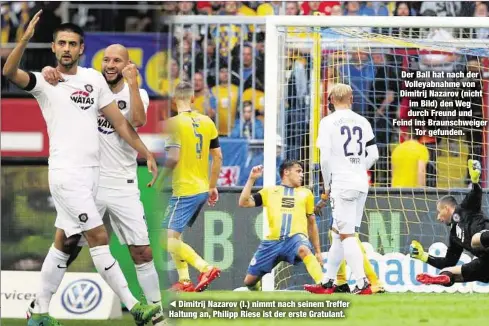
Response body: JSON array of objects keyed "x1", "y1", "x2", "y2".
[
  {"x1": 41, "y1": 44, "x2": 165, "y2": 325},
  {"x1": 304, "y1": 83, "x2": 379, "y2": 295},
  {"x1": 2, "y1": 12, "x2": 160, "y2": 326}
]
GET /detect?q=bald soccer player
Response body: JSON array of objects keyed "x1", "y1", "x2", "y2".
[{"x1": 42, "y1": 44, "x2": 165, "y2": 326}]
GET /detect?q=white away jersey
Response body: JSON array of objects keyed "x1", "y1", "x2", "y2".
[
  {"x1": 316, "y1": 110, "x2": 375, "y2": 193},
  {"x1": 27, "y1": 67, "x2": 115, "y2": 169},
  {"x1": 97, "y1": 83, "x2": 149, "y2": 180}
]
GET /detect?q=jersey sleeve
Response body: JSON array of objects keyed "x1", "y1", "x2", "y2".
[
  {"x1": 461, "y1": 182, "x2": 482, "y2": 212},
  {"x1": 97, "y1": 73, "x2": 115, "y2": 110},
  {"x1": 139, "y1": 88, "x2": 150, "y2": 113},
  {"x1": 364, "y1": 119, "x2": 376, "y2": 147},
  {"x1": 427, "y1": 235, "x2": 463, "y2": 269},
  {"x1": 25, "y1": 72, "x2": 50, "y2": 97},
  {"x1": 258, "y1": 187, "x2": 269, "y2": 207},
  {"x1": 316, "y1": 118, "x2": 329, "y2": 149},
  {"x1": 306, "y1": 190, "x2": 315, "y2": 216}
]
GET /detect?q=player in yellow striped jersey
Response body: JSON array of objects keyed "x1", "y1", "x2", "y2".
[
  {"x1": 238, "y1": 161, "x2": 324, "y2": 290},
  {"x1": 160, "y1": 81, "x2": 223, "y2": 292}
]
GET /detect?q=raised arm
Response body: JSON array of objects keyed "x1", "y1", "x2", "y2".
[
  {"x1": 123, "y1": 64, "x2": 147, "y2": 127},
  {"x1": 461, "y1": 160, "x2": 482, "y2": 212},
  {"x1": 238, "y1": 165, "x2": 263, "y2": 208},
  {"x1": 2, "y1": 10, "x2": 42, "y2": 88}
]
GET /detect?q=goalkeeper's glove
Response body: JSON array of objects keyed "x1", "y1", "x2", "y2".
[
  {"x1": 468, "y1": 159, "x2": 482, "y2": 184},
  {"x1": 409, "y1": 240, "x2": 428, "y2": 263}
]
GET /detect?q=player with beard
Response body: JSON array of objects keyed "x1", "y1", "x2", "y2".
[
  {"x1": 3, "y1": 12, "x2": 160, "y2": 326},
  {"x1": 42, "y1": 44, "x2": 165, "y2": 325}
]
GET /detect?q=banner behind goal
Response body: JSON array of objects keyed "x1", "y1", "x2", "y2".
[{"x1": 263, "y1": 16, "x2": 489, "y2": 291}]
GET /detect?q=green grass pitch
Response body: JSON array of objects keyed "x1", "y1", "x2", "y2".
[{"x1": 3, "y1": 291, "x2": 487, "y2": 326}]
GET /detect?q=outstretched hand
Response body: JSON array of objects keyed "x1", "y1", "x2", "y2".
[{"x1": 22, "y1": 10, "x2": 42, "y2": 42}]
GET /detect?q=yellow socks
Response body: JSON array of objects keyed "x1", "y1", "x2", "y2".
[
  {"x1": 167, "y1": 237, "x2": 209, "y2": 273},
  {"x1": 170, "y1": 253, "x2": 190, "y2": 282},
  {"x1": 303, "y1": 253, "x2": 323, "y2": 284}
]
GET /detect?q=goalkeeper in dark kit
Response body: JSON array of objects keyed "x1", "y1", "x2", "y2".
[{"x1": 410, "y1": 160, "x2": 489, "y2": 286}]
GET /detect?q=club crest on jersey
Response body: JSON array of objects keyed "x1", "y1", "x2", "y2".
[
  {"x1": 97, "y1": 115, "x2": 115, "y2": 135},
  {"x1": 71, "y1": 90, "x2": 94, "y2": 110},
  {"x1": 84, "y1": 84, "x2": 93, "y2": 93},
  {"x1": 452, "y1": 213, "x2": 460, "y2": 223},
  {"x1": 118, "y1": 100, "x2": 127, "y2": 110}
]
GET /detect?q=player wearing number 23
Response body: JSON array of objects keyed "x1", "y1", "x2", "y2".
[{"x1": 161, "y1": 82, "x2": 222, "y2": 292}]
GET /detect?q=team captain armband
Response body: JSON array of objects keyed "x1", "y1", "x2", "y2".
[
  {"x1": 252, "y1": 193, "x2": 263, "y2": 207},
  {"x1": 210, "y1": 137, "x2": 220, "y2": 149},
  {"x1": 366, "y1": 137, "x2": 376, "y2": 147},
  {"x1": 23, "y1": 72, "x2": 37, "y2": 92}
]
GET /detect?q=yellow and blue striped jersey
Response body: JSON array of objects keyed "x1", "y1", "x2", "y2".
[{"x1": 256, "y1": 185, "x2": 314, "y2": 240}]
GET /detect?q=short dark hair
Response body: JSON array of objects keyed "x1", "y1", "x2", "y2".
[
  {"x1": 53, "y1": 23, "x2": 85, "y2": 44},
  {"x1": 437, "y1": 195, "x2": 458, "y2": 208},
  {"x1": 279, "y1": 160, "x2": 303, "y2": 178}
]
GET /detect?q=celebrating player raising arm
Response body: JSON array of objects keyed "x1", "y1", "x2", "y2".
[
  {"x1": 305, "y1": 83, "x2": 379, "y2": 295},
  {"x1": 238, "y1": 161, "x2": 323, "y2": 291},
  {"x1": 3, "y1": 12, "x2": 160, "y2": 326},
  {"x1": 42, "y1": 43, "x2": 164, "y2": 325},
  {"x1": 411, "y1": 160, "x2": 489, "y2": 286},
  {"x1": 161, "y1": 81, "x2": 222, "y2": 292}
]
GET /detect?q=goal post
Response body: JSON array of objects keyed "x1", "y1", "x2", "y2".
[{"x1": 263, "y1": 16, "x2": 489, "y2": 291}]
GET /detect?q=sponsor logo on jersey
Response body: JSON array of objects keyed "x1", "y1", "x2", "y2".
[
  {"x1": 97, "y1": 116, "x2": 115, "y2": 135},
  {"x1": 84, "y1": 84, "x2": 93, "y2": 93},
  {"x1": 117, "y1": 100, "x2": 127, "y2": 110},
  {"x1": 70, "y1": 90, "x2": 94, "y2": 110}
]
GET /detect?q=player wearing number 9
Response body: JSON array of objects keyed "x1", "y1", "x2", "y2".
[{"x1": 160, "y1": 81, "x2": 223, "y2": 292}]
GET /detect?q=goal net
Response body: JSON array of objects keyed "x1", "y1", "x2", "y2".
[{"x1": 263, "y1": 16, "x2": 489, "y2": 291}]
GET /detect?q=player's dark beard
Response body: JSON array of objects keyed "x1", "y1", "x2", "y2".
[
  {"x1": 58, "y1": 55, "x2": 78, "y2": 70},
  {"x1": 104, "y1": 72, "x2": 123, "y2": 85}
]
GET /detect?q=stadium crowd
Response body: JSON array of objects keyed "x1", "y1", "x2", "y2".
[{"x1": 1, "y1": 1, "x2": 488, "y2": 187}]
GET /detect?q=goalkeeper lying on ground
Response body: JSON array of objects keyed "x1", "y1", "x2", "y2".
[{"x1": 410, "y1": 160, "x2": 489, "y2": 286}]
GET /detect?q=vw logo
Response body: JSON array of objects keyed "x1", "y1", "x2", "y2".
[{"x1": 61, "y1": 279, "x2": 102, "y2": 314}]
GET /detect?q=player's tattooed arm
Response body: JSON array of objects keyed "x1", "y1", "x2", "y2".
[{"x1": 2, "y1": 10, "x2": 42, "y2": 89}]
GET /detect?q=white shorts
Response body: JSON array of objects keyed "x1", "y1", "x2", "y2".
[
  {"x1": 50, "y1": 167, "x2": 102, "y2": 238},
  {"x1": 330, "y1": 188, "x2": 368, "y2": 234},
  {"x1": 96, "y1": 176, "x2": 149, "y2": 246}
]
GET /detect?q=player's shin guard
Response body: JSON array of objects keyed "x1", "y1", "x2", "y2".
[
  {"x1": 135, "y1": 260, "x2": 162, "y2": 304},
  {"x1": 90, "y1": 245, "x2": 139, "y2": 310},
  {"x1": 303, "y1": 254, "x2": 323, "y2": 284},
  {"x1": 35, "y1": 245, "x2": 70, "y2": 313}
]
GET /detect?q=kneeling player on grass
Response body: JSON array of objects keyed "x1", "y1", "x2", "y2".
[
  {"x1": 410, "y1": 160, "x2": 489, "y2": 286},
  {"x1": 238, "y1": 161, "x2": 324, "y2": 290}
]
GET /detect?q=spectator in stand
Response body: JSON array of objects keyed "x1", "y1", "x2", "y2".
[
  {"x1": 362, "y1": 2, "x2": 389, "y2": 16},
  {"x1": 257, "y1": 1, "x2": 285, "y2": 15},
  {"x1": 232, "y1": 43, "x2": 264, "y2": 88},
  {"x1": 192, "y1": 71, "x2": 214, "y2": 118},
  {"x1": 344, "y1": 1, "x2": 361, "y2": 15},
  {"x1": 242, "y1": 78, "x2": 265, "y2": 116},
  {"x1": 162, "y1": 1, "x2": 178, "y2": 15},
  {"x1": 196, "y1": 1, "x2": 213, "y2": 15},
  {"x1": 472, "y1": 2, "x2": 489, "y2": 39},
  {"x1": 420, "y1": 1, "x2": 461, "y2": 17},
  {"x1": 340, "y1": 50, "x2": 375, "y2": 115},
  {"x1": 161, "y1": 58, "x2": 181, "y2": 97},
  {"x1": 230, "y1": 101, "x2": 264, "y2": 139},
  {"x1": 391, "y1": 127, "x2": 430, "y2": 188},
  {"x1": 286, "y1": 2, "x2": 301, "y2": 15},
  {"x1": 195, "y1": 38, "x2": 221, "y2": 88},
  {"x1": 210, "y1": 62, "x2": 240, "y2": 136},
  {"x1": 301, "y1": 1, "x2": 341, "y2": 15},
  {"x1": 330, "y1": 4, "x2": 343, "y2": 16},
  {"x1": 388, "y1": 2, "x2": 418, "y2": 38}
]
